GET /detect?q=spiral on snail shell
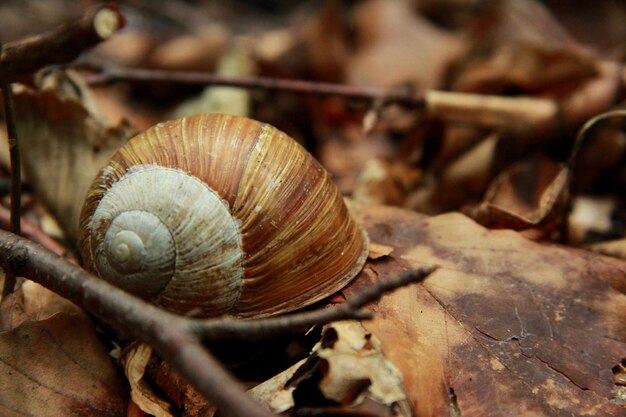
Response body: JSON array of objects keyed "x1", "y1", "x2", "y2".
[{"x1": 77, "y1": 114, "x2": 369, "y2": 318}]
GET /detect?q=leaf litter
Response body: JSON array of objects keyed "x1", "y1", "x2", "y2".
[{"x1": 0, "y1": 0, "x2": 625, "y2": 416}]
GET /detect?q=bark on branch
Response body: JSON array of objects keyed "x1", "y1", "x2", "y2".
[{"x1": 0, "y1": 3, "x2": 124, "y2": 84}]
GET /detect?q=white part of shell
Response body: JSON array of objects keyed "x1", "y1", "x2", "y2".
[
  {"x1": 90, "y1": 165, "x2": 245, "y2": 313},
  {"x1": 100, "y1": 209, "x2": 175, "y2": 295}
]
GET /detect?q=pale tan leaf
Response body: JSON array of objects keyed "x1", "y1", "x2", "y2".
[
  {"x1": 369, "y1": 242, "x2": 394, "y2": 259},
  {"x1": 12, "y1": 70, "x2": 135, "y2": 242},
  {"x1": 248, "y1": 360, "x2": 302, "y2": 414},
  {"x1": 249, "y1": 319, "x2": 411, "y2": 416},
  {"x1": 121, "y1": 342, "x2": 173, "y2": 417}
]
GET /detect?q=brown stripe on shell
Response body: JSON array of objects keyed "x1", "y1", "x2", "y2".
[
  {"x1": 232, "y1": 123, "x2": 369, "y2": 317},
  {"x1": 109, "y1": 114, "x2": 263, "y2": 206}
]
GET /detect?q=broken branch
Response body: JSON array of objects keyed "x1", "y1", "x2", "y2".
[{"x1": 0, "y1": 3, "x2": 124, "y2": 84}]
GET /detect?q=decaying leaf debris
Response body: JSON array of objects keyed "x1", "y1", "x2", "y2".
[
  {"x1": 0, "y1": 1, "x2": 625, "y2": 417},
  {"x1": 250, "y1": 320, "x2": 412, "y2": 416}
]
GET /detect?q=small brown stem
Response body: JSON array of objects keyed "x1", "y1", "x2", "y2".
[
  {"x1": 192, "y1": 267, "x2": 437, "y2": 342},
  {"x1": 567, "y1": 109, "x2": 626, "y2": 169},
  {"x1": 84, "y1": 65, "x2": 425, "y2": 107},
  {"x1": 1, "y1": 43, "x2": 20, "y2": 297},
  {"x1": 1, "y1": 89, "x2": 19, "y2": 237},
  {"x1": 0, "y1": 3, "x2": 124, "y2": 84}
]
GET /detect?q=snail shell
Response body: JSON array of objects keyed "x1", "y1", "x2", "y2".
[{"x1": 78, "y1": 114, "x2": 369, "y2": 318}]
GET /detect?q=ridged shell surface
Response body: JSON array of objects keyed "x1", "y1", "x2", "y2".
[{"x1": 78, "y1": 114, "x2": 369, "y2": 318}]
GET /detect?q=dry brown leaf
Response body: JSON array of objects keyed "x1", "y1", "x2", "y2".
[
  {"x1": 315, "y1": 321, "x2": 410, "y2": 413},
  {"x1": 546, "y1": 1, "x2": 626, "y2": 59},
  {"x1": 568, "y1": 196, "x2": 619, "y2": 244},
  {"x1": 170, "y1": 41, "x2": 253, "y2": 119},
  {"x1": 452, "y1": 41, "x2": 598, "y2": 95},
  {"x1": 91, "y1": 30, "x2": 155, "y2": 68},
  {"x1": 466, "y1": 155, "x2": 570, "y2": 235},
  {"x1": 148, "y1": 24, "x2": 229, "y2": 72},
  {"x1": 0, "y1": 281, "x2": 82, "y2": 331},
  {"x1": 569, "y1": 112, "x2": 626, "y2": 191},
  {"x1": 119, "y1": 346, "x2": 214, "y2": 417},
  {"x1": 434, "y1": 132, "x2": 500, "y2": 209},
  {"x1": 253, "y1": 1, "x2": 349, "y2": 82},
  {"x1": 12, "y1": 70, "x2": 135, "y2": 242},
  {"x1": 0, "y1": 282, "x2": 127, "y2": 416},
  {"x1": 320, "y1": 127, "x2": 396, "y2": 193},
  {"x1": 344, "y1": 200, "x2": 626, "y2": 417}
]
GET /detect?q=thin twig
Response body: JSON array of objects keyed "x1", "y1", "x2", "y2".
[
  {"x1": 1, "y1": 40, "x2": 21, "y2": 297},
  {"x1": 84, "y1": 65, "x2": 426, "y2": 106},
  {"x1": 0, "y1": 229, "x2": 272, "y2": 417},
  {"x1": 191, "y1": 267, "x2": 437, "y2": 341},
  {"x1": 567, "y1": 108, "x2": 626, "y2": 169},
  {"x1": 0, "y1": 3, "x2": 124, "y2": 84}
]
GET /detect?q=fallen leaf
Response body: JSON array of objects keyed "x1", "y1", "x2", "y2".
[
  {"x1": 451, "y1": 41, "x2": 598, "y2": 95},
  {"x1": 148, "y1": 24, "x2": 229, "y2": 72},
  {"x1": 12, "y1": 69, "x2": 134, "y2": 242},
  {"x1": 0, "y1": 280, "x2": 82, "y2": 331},
  {"x1": 466, "y1": 155, "x2": 570, "y2": 235},
  {"x1": 369, "y1": 242, "x2": 394, "y2": 259},
  {"x1": 0, "y1": 282, "x2": 127, "y2": 416},
  {"x1": 315, "y1": 321, "x2": 410, "y2": 413},
  {"x1": 344, "y1": 200, "x2": 626, "y2": 417},
  {"x1": 353, "y1": 158, "x2": 423, "y2": 207},
  {"x1": 568, "y1": 196, "x2": 619, "y2": 244},
  {"x1": 451, "y1": 0, "x2": 597, "y2": 94},
  {"x1": 248, "y1": 359, "x2": 301, "y2": 414}
]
